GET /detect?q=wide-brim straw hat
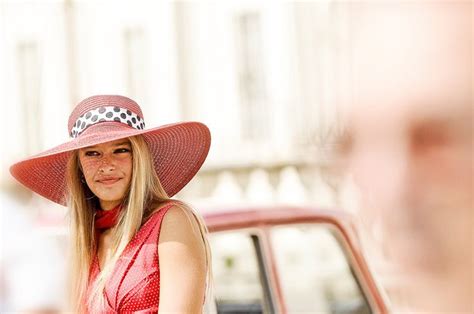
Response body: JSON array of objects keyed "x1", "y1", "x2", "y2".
[{"x1": 10, "y1": 95, "x2": 211, "y2": 206}]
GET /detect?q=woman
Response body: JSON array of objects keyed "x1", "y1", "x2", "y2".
[{"x1": 10, "y1": 95, "x2": 213, "y2": 313}]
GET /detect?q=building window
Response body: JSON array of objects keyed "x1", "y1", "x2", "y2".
[
  {"x1": 17, "y1": 41, "x2": 42, "y2": 155},
  {"x1": 235, "y1": 12, "x2": 267, "y2": 141},
  {"x1": 123, "y1": 27, "x2": 147, "y2": 102}
]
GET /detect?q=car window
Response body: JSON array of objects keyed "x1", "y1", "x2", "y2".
[
  {"x1": 270, "y1": 224, "x2": 371, "y2": 314},
  {"x1": 209, "y1": 230, "x2": 272, "y2": 314}
]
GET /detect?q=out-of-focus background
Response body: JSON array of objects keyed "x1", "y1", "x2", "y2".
[
  {"x1": 0, "y1": 1, "x2": 359, "y2": 311},
  {"x1": 1, "y1": 0, "x2": 351, "y2": 209}
]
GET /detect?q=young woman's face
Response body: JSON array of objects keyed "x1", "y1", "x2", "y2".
[{"x1": 78, "y1": 138, "x2": 133, "y2": 210}]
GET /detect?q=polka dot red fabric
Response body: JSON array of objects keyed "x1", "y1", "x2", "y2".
[{"x1": 86, "y1": 203, "x2": 174, "y2": 313}]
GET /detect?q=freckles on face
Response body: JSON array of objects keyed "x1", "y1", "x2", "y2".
[{"x1": 78, "y1": 139, "x2": 133, "y2": 209}]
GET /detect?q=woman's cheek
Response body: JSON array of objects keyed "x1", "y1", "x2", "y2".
[
  {"x1": 117, "y1": 157, "x2": 133, "y2": 174},
  {"x1": 80, "y1": 159, "x2": 99, "y2": 180}
]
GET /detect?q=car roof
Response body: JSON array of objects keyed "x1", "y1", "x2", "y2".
[{"x1": 201, "y1": 206, "x2": 355, "y2": 233}]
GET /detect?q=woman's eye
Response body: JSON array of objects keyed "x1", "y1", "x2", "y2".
[
  {"x1": 84, "y1": 151, "x2": 100, "y2": 157},
  {"x1": 115, "y1": 148, "x2": 131, "y2": 154}
]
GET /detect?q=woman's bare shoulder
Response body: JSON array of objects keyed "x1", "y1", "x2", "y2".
[
  {"x1": 157, "y1": 203, "x2": 204, "y2": 245},
  {"x1": 156, "y1": 203, "x2": 207, "y2": 312}
]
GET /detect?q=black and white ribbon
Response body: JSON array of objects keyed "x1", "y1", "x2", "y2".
[{"x1": 70, "y1": 106, "x2": 145, "y2": 138}]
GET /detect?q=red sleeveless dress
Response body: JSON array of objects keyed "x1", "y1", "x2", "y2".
[{"x1": 86, "y1": 203, "x2": 174, "y2": 313}]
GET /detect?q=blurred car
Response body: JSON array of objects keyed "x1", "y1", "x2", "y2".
[{"x1": 204, "y1": 206, "x2": 389, "y2": 314}]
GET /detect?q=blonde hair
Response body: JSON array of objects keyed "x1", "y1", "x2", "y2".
[{"x1": 66, "y1": 135, "x2": 213, "y2": 313}]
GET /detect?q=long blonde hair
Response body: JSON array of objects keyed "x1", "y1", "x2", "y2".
[{"x1": 66, "y1": 135, "x2": 213, "y2": 312}]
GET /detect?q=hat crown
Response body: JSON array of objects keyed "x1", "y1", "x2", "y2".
[{"x1": 68, "y1": 95, "x2": 144, "y2": 133}]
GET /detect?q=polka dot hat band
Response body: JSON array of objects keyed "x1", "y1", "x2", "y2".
[
  {"x1": 10, "y1": 95, "x2": 211, "y2": 206},
  {"x1": 70, "y1": 105, "x2": 145, "y2": 138}
]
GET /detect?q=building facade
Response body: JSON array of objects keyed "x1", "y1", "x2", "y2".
[{"x1": 0, "y1": 0, "x2": 352, "y2": 213}]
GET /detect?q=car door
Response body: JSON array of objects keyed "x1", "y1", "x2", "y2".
[
  {"x1": 269, "y1": 223, "x2": 373, "y2": 313},
  {"x1": 209, "y1": 219, "x2": 384, "y2": 314}
]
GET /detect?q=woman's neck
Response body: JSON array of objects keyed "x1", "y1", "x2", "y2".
[{"x1": 100, "y1": 199, "x2": 122, "y2": 211}]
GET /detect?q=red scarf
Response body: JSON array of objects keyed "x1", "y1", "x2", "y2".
[{"x1": 94, "y1": 204, "x2": 122, "y2": 232}]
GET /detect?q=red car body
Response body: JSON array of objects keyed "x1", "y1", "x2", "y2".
[{"x1": 202, "y1": 206, "x2": 390, "y2": 314}]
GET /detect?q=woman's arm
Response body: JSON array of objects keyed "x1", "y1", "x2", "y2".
[{"x1": 158, "y1": 205, "x2": 207, "y2": 313}]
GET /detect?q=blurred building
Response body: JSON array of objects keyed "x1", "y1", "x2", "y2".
[
  {"x1": 0, "y1": 1, "x2": 352, "y2": 213},
  {"x1": 1, "y1": 1, "x2": 400, "y2": 310}
]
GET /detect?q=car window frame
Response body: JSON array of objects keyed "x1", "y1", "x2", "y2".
[
  {"x1": 265, "y1": 219, "x2": 379, "y2": 313},
  {"x1": 208, "y1": 227, "x2": 278, "y2": 314},
  {"x1": 263, "y1": 220, "x2": 381, "y2": 313},
  {"x1": 205, "y1": 208, "x2": 389, "y2": 314}
]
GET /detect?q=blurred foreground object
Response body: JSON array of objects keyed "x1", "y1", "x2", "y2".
[{"x1": 338, "y1": 1, "x2": 472, "y2": 312}]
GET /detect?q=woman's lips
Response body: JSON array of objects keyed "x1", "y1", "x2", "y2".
[{"x1": 97, "y1": 178, "x2": 121, "y2": 185}]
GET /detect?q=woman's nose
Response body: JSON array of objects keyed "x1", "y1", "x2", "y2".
[{"x1": 98, "y1": 154, "x2": 116, "y2": 172}]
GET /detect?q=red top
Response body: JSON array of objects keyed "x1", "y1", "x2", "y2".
[{"x1": 86, "y1": 203, "x2": 174, "y2": 313}]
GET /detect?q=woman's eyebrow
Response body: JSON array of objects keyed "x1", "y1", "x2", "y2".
[
  {"x1": 81, "y1": 141, "x2": 131, "y2": 150},
  {"x1": 113, "y1": 141, "x2": 131, "y2": 146}
]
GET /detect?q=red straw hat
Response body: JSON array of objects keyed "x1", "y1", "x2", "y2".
[{"x1": 10, "y1": 95, "x2": 211, "y2": 206}]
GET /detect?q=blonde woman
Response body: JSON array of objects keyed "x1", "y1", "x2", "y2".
[{"x1": 10, "y1": 95, "x2": 213, "y2": 313}]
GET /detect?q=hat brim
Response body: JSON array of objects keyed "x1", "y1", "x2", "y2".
[{"x1": 10, "y1": 121, "x2": 211, "y2": 206}]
